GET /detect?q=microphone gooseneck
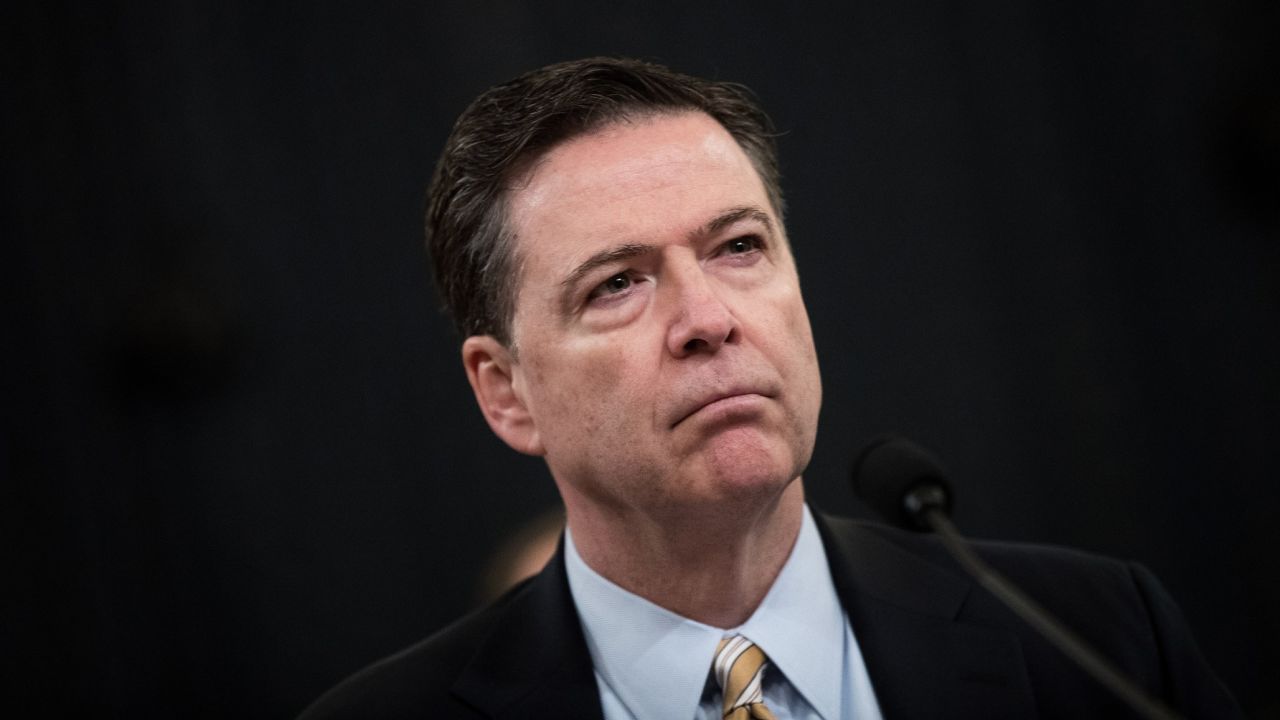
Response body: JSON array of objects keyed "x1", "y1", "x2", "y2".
[{"x1": 850, "y1": 436, "x2": 1181, "y2": 720}]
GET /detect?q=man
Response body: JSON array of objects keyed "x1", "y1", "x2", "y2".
[{"x1": 301, "y1": 57, "x2": 1238, "y2": 719}]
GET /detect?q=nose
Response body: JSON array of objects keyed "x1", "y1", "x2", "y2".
[{"x1": 664, "y1": 263, "x2": 739, "y2": 358}]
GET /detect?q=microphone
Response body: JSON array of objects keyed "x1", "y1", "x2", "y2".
[
  {"x1": 850, "y1": 436, "x2": 1180, "y2": 720},
  {"x1": 849, "y1": 435, "x2": 952, "y2": 531}
]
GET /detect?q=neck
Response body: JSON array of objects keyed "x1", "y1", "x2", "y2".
[{"x1": 563, "y1": 480, "x2": 806, "y2": 628}]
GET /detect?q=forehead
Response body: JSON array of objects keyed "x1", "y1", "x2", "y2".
[{"x1": 506, "y1": 112, "x2": 772, "y2": 280}]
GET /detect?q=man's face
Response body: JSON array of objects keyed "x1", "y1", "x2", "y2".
[{"x1": 496, "y1": 112, "x2": 822, "y2": 519}]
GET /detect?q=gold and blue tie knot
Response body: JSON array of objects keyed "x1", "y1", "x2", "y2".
[{"x1": 713, "y1": 635, "x2": 778, "y2": 720}]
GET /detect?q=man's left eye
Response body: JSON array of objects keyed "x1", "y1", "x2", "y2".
[{"x1": 724, "y1": 236, "x2": 761, "y2": 254}]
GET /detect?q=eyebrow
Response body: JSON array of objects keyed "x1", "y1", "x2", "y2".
[
  {"x1": 690, "y1": 205, "x2": 775, "y2": 243},
  {"x1": 560, "y1": 242, "x2": 657, "y2": 293}
]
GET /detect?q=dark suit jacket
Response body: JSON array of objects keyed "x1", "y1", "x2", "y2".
[{"x1": 300, "y1": 513, "x2": 1239, "y2": 719}]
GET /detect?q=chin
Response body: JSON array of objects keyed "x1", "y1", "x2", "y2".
[{"x1": 696, "y1": 428, "x2": 801, "y2": 499}]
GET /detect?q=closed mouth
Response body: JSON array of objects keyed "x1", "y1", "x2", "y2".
[{"x1": 671, "y1": 389, "x2": 770, "y2": 428}]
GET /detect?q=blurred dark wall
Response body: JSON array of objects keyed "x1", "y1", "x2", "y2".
[{"x1": 6, "y1": 2, "x2": 1277, "y2": 716}]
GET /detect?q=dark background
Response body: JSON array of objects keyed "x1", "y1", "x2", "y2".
[{"x1": 7, "y1": 1, "x2": 1278, "y2": 717}]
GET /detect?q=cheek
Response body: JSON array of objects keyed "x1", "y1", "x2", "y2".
[
  {"x1": 761, "y1": 285, "x2": 823, "y2": 405},
  {"x1": 525, "y1": 338, "x2": 640, "y2": 436},
  {"x1": 752, "y1": 281, "x2": 817, "y2": 348}
]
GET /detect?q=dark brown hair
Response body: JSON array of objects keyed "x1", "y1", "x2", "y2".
[{"x1": 425, "y1": 57, "x2": 783, "y2": 346}]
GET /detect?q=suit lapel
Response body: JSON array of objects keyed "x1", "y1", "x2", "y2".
[
  {"x1": 451, "y1": 537, "x2": 604, "y2": 720},
  {"x1": 814, "y1": 513, "x2": 1037, "y2": 719}
]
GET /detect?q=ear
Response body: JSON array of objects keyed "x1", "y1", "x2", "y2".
[{"x1": 461, "y1": 335, "x2": 545, "y2": 456}]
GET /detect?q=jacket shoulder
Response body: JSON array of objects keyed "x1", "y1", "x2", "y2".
[
  {"x1": 821, "y1": 514, "x2": 1151, "y2": 608},
  {"x1": 817, "y1": 514, "x2": 1241, "y2": 718},
  {"x1": 297, "y1": 584, "x2": 528, "y2": 720}
]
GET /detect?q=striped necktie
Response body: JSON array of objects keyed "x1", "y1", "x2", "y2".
[{"x1": 713, "y1": 635, "x2": 778, "y2": 720}]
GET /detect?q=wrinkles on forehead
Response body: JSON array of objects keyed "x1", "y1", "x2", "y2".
[{"x1": 506, "y1": 111, "x2": 745, "y2": 222}]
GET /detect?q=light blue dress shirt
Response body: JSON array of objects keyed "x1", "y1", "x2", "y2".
[{"x1": 564, "y1": 505, "x2": 884, "y2": 720}]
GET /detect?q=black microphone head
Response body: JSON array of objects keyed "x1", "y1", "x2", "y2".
[{"x1": 850, "y1": 435, "x2": 953, "y2": 531}]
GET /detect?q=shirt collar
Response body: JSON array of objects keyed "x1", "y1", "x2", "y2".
[
  {"x1": 736, "y1": 505, "x2": 846, "y2": 720},
  {"x1": 564, "y1": 505, "x2": 845, "y2": 720}
]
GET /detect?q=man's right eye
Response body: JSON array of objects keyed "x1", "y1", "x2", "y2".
[{"x1": 588, "y1": 273, "x2": 632, "y2": 300}]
